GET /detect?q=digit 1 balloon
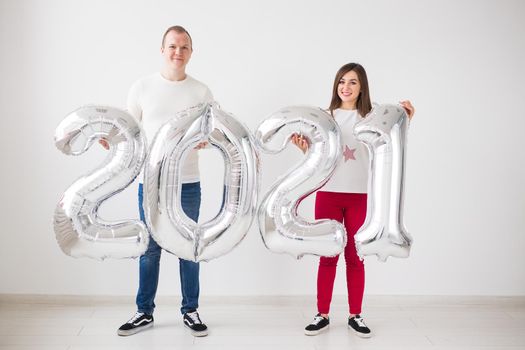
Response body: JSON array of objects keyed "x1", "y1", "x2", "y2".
[
  {"x1": 144, "y1": 102, "x2": 258, "y2": 262},
  {"x1": 54, "y1": 106, "x2": 149, "y2": 260},
  {"x1": 255, "y1": 106, "x2": 346, "y2": 259},
  {"x1": 353, "y1": 104, "x2": 412, "y2": 261}
]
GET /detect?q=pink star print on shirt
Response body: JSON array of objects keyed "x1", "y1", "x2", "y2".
[{"x1": 343, "y1": 145, "x2": 356, "y2": 162}]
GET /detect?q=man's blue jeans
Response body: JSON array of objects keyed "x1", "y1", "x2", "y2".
[{"x1": 136, "y1": 182, "x2": 201, "y2": 315}]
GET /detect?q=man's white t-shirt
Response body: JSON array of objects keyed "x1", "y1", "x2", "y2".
[{"x1": 127, "y1": 73, "x2": 213, "y2": 183}]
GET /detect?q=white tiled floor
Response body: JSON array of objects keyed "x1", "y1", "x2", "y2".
[{"x1": 1, "y1": 295, "x2": 524, "y2": 350}]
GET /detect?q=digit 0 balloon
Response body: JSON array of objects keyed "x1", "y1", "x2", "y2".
[{"x1": 144, "y1": 102, "x2": 259, "y2": 262}]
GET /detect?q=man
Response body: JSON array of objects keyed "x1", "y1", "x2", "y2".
[{"x1": 105, "y1": 25, "x2": 212, "y2": 337}]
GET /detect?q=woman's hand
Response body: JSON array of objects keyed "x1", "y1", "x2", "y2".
[
  {"x1": 399, "y1": 100, "x2": 415, "y2": 120},
  {"x1": 99, "y1": 138, "x2": 110, "y2": 150},
  {"x1": 291, "y1": 133, "x2": 309, "y2": 153}
]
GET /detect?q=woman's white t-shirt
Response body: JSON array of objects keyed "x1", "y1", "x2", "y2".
[{"x1": 320, "y1": 108, "x2": 369, "y2": 194}]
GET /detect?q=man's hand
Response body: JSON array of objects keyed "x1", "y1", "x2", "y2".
[{"x1": 194, "y1": 141, "x2": 208, "y2": 150}]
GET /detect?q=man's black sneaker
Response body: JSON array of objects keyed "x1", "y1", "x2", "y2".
[
  {"x1": 117, "y1": 312, "x2": 154, "y2": 336},
  {"x1": 304, "y1": 313, "x2": 330, "y2": 336},
  {"x1": 183, "y1": 310, "x2": 208, "y2": 337},
  {"x1": 348, "y1": 315, "x2": 372, "y2": 338}
]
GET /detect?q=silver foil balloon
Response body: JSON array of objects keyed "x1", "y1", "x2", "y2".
[
  {"x1": 354, "y1": 104, "x2": 412, "y2": 261},
  {"x1": 54, "y1": 105, "x2": 149, "y2": 259},
  {"x1": 255, "y1": 106, "x2": 346, "y2": 259},
  {"x1": 144, "y1": 102, "x2": 258, "y2": 262}
]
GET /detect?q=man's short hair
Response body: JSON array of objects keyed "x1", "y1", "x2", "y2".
[{"x1": 161, "y1": 25, "x2": 192, "y2": 48}]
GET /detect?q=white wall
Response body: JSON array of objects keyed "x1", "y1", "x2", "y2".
[{"x1": 1, "y1": 0, "x2": 524, "y2": 297}]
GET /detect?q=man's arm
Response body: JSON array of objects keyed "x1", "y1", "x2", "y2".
[
  {"x1": 127, "y1": 79, "x2": 143, "y2": 122},
  {"x1": 99, "y1": 79, "x2": 143, "y2": 150}
]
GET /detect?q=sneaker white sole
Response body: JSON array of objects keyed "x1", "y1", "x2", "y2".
[
  {"x1": 117, "y1": 322, "x2": 153, "y2": 336},
  {"x1": 184, "y1": 324, "x2": 208, "y2": 337},
  {"x1": 348, "y1": 324, "x2": 372, "y2": 338},
  {"x1": 304, "y1": 325, "x2": 329, "y2": 336}
]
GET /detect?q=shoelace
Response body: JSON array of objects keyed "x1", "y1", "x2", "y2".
[
  {"x1": 353, "y1": 316, "x2": 367, "y2": 328},
  {"x1": 312, "y1": 316, "x2": 325, "y2": 325},
  {"x1": 127, "y1": 312, "x2": 145, "y2": 324},
  {"x1": 186, "y1": 311, "x2": 202, "y2": 324}
]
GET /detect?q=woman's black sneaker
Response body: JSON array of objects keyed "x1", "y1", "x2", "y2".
[
  {"x1": 183, "y1": 310, "x2": 208, "y2": 337},
  {"x1": 348, "y1": 315, "x2": 372, "y2": 338},
  {"x1": 304, "y1": 313, "x2": 330, "y2": 335},
  {"x1": 117, "y1": 312, "x2": 154, "y2": 336}
]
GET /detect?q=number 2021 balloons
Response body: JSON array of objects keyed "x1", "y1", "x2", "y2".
[{"x1": 54, "y1": 103, "x2": 412, "y2": 262}]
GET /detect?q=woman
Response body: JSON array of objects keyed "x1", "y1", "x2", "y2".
[{"x1": 292, "y1": 63, "x2": 414, "y2": 338}]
